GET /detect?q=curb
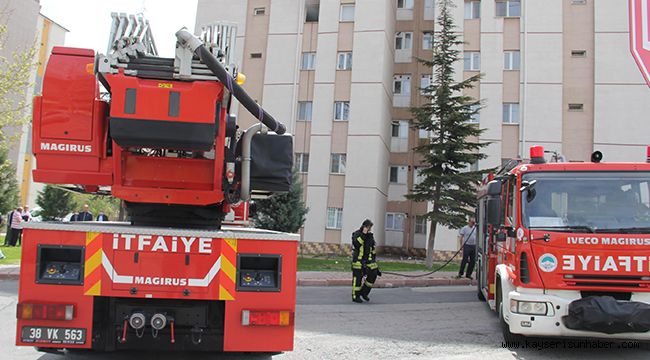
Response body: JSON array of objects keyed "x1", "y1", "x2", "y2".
[
  {"x1": 298, "y1": 278, "x2": 477, "y2": 288},
  {"x1": 0, "y1": 273, "x2": 20, "y2": 281}
]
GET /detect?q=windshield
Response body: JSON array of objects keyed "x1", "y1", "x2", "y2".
[{"x1": 521, "y1": 172, "x2": 650, "y2": 233}]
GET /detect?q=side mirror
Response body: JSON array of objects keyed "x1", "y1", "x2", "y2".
[
  {"x1": 487, "y1": 180, "x2": 502, "y2": 196},
  {"x1": 487, "y1": 197, "x2": 501, "y2": 227}
]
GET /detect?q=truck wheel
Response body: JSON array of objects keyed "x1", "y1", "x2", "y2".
[
  {"x1": 496, "y1": 278, "x2": 524, "y2": 343},
  {"x1": 477, "y1": 267, "x2": 485, "y2": 301}
]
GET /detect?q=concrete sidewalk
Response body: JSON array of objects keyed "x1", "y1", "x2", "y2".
[{"x1": 0, "y1": 265, "x2": 477, "y2": 287}]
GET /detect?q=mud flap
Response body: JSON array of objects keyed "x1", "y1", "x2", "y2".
[{"x1": 563, "y1": 296, "x2": 650, "y2": 334}]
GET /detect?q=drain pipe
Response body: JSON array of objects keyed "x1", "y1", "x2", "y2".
[{"x1": 240, "y1": 123, "x2": 267, "y2": 201}]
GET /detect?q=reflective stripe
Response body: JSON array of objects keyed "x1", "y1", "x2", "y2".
[
  {"x1": 364, "y1": 281, "x2": 374, "y2": 287},
  {"x1": 367, "y1": 263, "x2": 378, "y2": 269},
  {"x1": 352, "y1": 261, "x2": 362, "y2": 269},
  {"x1": 357, "y1": 236, "x2": 364, "y2": 261}
]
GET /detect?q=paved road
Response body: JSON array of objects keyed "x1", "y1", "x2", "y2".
[{"x1": 1, "y1": 281, "x2": 648, "y2": 359}]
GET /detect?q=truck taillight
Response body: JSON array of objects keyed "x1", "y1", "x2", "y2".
[
  {"x1": 17, "y1": 303, "x2": 74, "y2": 321},
  {"x1": 241, "y1": 310, "x2": 293, "y2": 326},
  {"x1": 646, "y1": 145, "x2": 650, "y2": 163}
]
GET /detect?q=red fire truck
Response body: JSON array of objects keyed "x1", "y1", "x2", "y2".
[
  {"x1": 16, "y1": 15, "x2": 298, "y2": 353},
  {"x1": 476, "y1": 146, "x2": 650, "y2": 341}
]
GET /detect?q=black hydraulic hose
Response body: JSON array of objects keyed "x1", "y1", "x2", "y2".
[{"x1": 190, "y1": 41, "x2": 286, "y2": 135}]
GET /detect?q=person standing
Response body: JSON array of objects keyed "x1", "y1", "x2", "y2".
[
  {"x1": 21, "y1": 206, "x2": 32, "y2": 222},
  {"x1": 351, "y1": 219, "x2": 380, "y2": 303},
  {"x1": 96, "y1": 212, "x2": 108, "y2": 221},
  {"x1": 8, "y1": 207, "x2": 23, "y2": 246},
  {"x1": 76, "y1": 204, "x2": 93, "y2": 221},
  {"x1": 457, "y1": 218, "x2": 477, "y2": 280}
]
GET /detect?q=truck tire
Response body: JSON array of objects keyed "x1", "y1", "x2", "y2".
[{"x1": 496, "y1": 278, "x2": 524, "y2": 343}]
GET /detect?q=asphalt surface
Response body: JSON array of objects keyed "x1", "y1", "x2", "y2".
[{"x1": 1, "y1": 280, "x2": 648, "y2": 359}]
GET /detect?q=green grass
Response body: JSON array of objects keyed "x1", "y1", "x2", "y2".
[
  {"x1": 297, "y1": 256, "x2": 459, "y2": 273},
  {"x1": 0, "y1": 240, "x2": 22, "y2": 265}
]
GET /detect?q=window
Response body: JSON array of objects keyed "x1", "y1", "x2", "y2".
[
  {"x1": 422, "y1": 32, "x2": 433, "y2": 50},
  {"x1": 391, "y1": 120, "x2": 409, "y2": 138},
  {"x1": 571, "y1": 0, "x2": 586, "y2": 4},
  {"x1": 415, "y1": 216, "x2": 427, "y2": 234},
  {"x1": 250, "y1": 53, "x2": 262, "y2": 59},
  {"x1": 254, "y1": 7, "x2": 266, "y2": 15},
  {"x1": 504, "y1": 51, "x2": 520, "y2": 70},
  {"x1": 464, "y1": 52, "x2": 480, "y2": 71},
  {"x1": 327, "y1": 207, "x2": 343, "y2": 229},
  {"x1": 568, "y1": 103, "x2": 584, "y2": 111},
  {"x1": 295, "y1": 153, "x2": 309, "y2": 172},
  {"x1": 413, "y1": 167, "x2": 425, "y2": 185},
  {"x1": 385, "y1": 213, "x2": 406, "y2": 231},
  {"x1": 468, "y1": 104, "x2": 480, "y2": 123},
  {"x1": 331, "y1": 154, "x2": 346, "y2": 174},
  {"x1": 503, "y1": 103, "x2": 520, "y2": 124},
  {"x1": 305, "y1": 0, "x2": 320, "y2": 22},
  {"x1": 337, "y1": 52, "x2": 352, "y2": 70},
  {"x1": 397, "y1": 0, "x2": 414, "y2": 9},
  {"x1": 301, "y1": 52, "x2": 316, "y2": 70},
  {"x1": 496, "y1": 0, "x2": 521, "y2": 17},
  {"x1": 424, "y1": 0, "x2": 435, "y2": 8},
  {"x1": 389, "y1": 166, "x2": 408, "y2": 184},
  {"x1": 298, "y1": 101, "x2": 313, "y2": 121},
  {"x1": 461, "y1": 161, "x2": 479, "y2": 173},
  {"x1": 393, "y1": 75, "x2": 411, "y2": 95},
  {"x1": 334, "y1": 101, "x2": 350, "y2": 121},
  {"x1": 464, "y1": 1, "x2": 480, "y2": 19},
  {"x1": 340, "y1": 4, "x2": 355, "y2": 21},
  {"x1": 395, "y1": 32, "x2": 413, "y2": 50},
  {"x1": 418, "y1": 129, "x2": 429, "y2": 139},
  {"x1": 420, "y1": 74, "x2": 432, "y2": 95},
  {"x1": 571, "y1": 50, "x2": 587, "y2": 57}
]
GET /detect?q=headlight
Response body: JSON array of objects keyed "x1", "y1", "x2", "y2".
[{"x1": 510, "y1": 300, "x2": 549, "y2": 315}]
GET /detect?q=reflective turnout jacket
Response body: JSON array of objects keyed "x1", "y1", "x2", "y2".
[{"x1": 351, "y1": 230, "x2": 377, "y2": 270}]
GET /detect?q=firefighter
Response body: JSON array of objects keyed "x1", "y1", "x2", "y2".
[{"x1": 351, "y1": 219, "x2": 380, "y2": 303}]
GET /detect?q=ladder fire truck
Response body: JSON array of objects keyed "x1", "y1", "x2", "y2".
[
  {"x1": 476, "y1": 146, "x2": 650, "y2": 341},
  {"x1": 15, "y1": 14, "x2": 298, "y2": 353}
]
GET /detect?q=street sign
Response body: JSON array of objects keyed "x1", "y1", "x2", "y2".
[{"x1": 630, "y1": 0, "x2": 650, "y2": 87}]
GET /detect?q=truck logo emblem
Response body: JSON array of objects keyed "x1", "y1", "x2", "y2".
[{"x1": 538, "y1": 253, "x2": 558, "y2": 272}]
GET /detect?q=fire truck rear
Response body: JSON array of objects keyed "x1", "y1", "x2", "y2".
[
  {"x1": 16, "y1": 14, "x2": 298, "y2": 353},
  {"x1": 476, "y1": 146, "x2": 650, "y2": 341}
]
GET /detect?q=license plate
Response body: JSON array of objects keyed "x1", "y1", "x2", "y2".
[{"x1": 21, "y1": 327, "x2": 86, "y2": 345}]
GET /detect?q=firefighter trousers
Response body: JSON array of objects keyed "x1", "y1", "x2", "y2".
[{"x1": 352, "y1": 264, "x2": 378, "y2": 300}]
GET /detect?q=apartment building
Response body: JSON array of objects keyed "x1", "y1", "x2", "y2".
[{"x1": 195, "y1": 0, "x2": 650, "y2": 258}]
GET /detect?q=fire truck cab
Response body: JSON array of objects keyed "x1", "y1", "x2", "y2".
[{"x1": 477, "y1": 146, "x2": 650, "y2": 341}]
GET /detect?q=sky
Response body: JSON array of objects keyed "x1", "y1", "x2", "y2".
[{"x1": 40, "y1": 0, "x2": 198, "y2": 57}]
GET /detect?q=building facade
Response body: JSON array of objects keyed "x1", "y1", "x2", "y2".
[{"x1": 195, "y1": 0, "x2": 650, "y2": 257}]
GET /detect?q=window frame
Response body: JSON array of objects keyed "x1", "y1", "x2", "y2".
[
  {"x1": 503, "y1": 51, "x2": 520, "y2": 71},
  {"x1": 397, "y1": 0, "x2": 414, "y2": 9},
  {"x1": 389, "y1": 165, "x2": 408, "y2": 184},
  {"x1": 464, "y1": 52, "x2": 481, "y2": 71},
  {"x1": 295, "y1": 153, "x2": 309, "y2": 173},
  {"x1": 326, "y1": 207, "x2": 343, "y2": 229},
  {"x1": 391, "y1": 120, "x2": 409, "y2": 139},
  {"x1": 340, "y1": 4, "x2": 355, "y2": 22},
  {"x1": 496, "y1": 0, "x2": 521, "y2": 17},
  {"x1": 502, "y1": 102, "x2": 520, "y2": 124},
  {"x1": 298, "y1": 101, "x2": 313, "y2": 121},
  {"x1": 422, "y1": 32, "x2": 433, "y2": 50},
  {"x1": 385, "y1": 212, "x2": 406, "y2": 231},
  {"x1": 420, "y1": 74, "x2": 433, "y2": 95},
  {"x1": 395, "y1": 32, "x2": 413, "y2": 50},
  {"x1": 254, "y1": 7, "x2": 266, "y2": 16},
  {"x1": 414, "y1": 216, "x2": 427, "y2": 234},
  {"x1": 301, "y1": 52, "x2": 316, "y2": 70},
  {"x1": 393, "y1": 74, "x2": 412, "y2": 95},
  {"x1": 464, "y1": 1, "x2": 481, "y2": 19},
  {"x1": 333, "y1": 101, "x2": 350, "y2": 121},
  {"x1": 330, "y1": 154, "x2": 347, "y2": 174},
  {"x1": 336, "y1": 52, "x2": 352, "y2": 70}
]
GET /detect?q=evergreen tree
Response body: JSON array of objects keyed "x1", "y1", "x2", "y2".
[
  {"x1": 253, "y1": 168, "x2": 308, "y2": 233},
  {"x1": 36, "y1": 185, "x2": 75, "y2": 221},
  {"x1": 0, "y1": 148, "x2": 19, "y2": 215},
  {"x1": 407, "y1": 0, "x2": 490, "y2": 267}
]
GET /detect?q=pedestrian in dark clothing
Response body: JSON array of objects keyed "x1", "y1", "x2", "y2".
[
  {"x1": 351, "y1": 219, "x2": 380, "y2": 303},
  {"x1": 96, "y1": 213, "x2": 108, "y2": 221},
  {"x1": 457, "y1": 218, "x2": 477, "y2": 280},
  {"x1": 75, "y1": 204, "x2": 93, "y2": 221}
]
